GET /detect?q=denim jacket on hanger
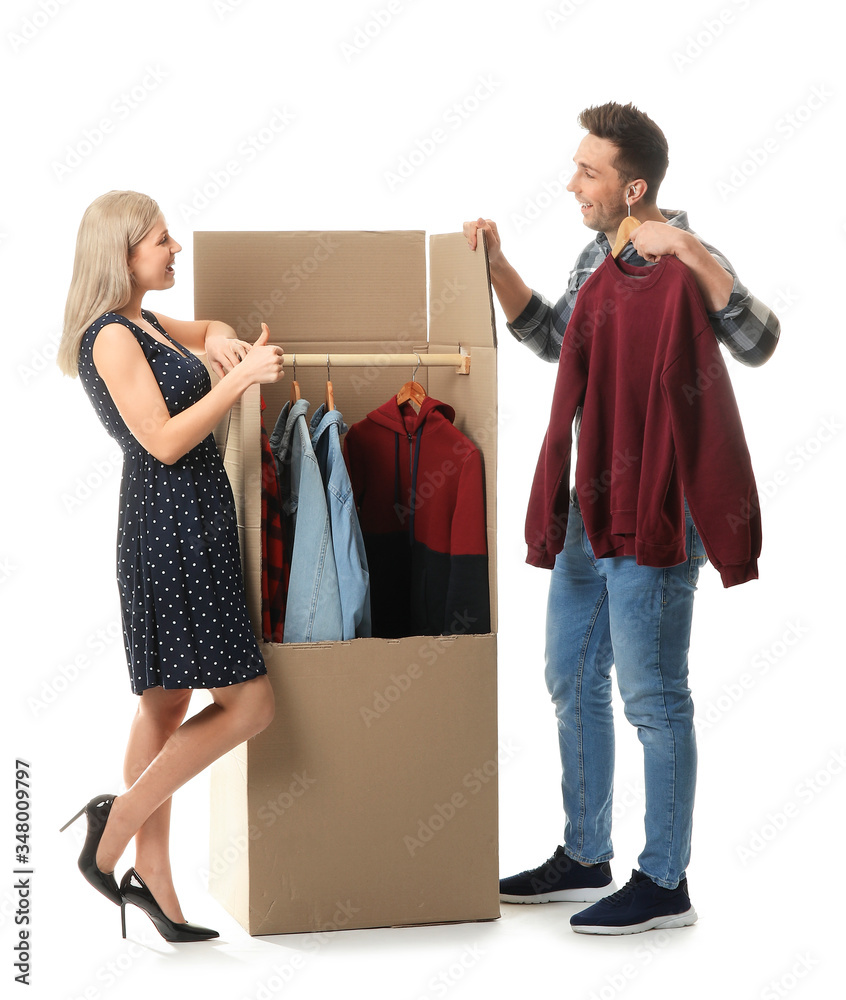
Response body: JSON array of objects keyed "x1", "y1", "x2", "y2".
[
  {"x1": 309, "y1": 404, "x2": 372, "y2": 640},
  {"x1": 271, "y1": 398, "x2": 343, "y2": 643}
]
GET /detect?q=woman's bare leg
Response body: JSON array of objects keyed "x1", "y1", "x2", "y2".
[
  {"x1": 96, "y1": 674, "x2": 274, "y2": 895},
  {"x1": 122, "y1": 687, "x2": 193, "y2": 922}
]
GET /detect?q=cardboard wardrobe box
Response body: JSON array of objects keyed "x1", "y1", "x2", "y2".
[{"x1": 194, "y1": 230, "x2": 499, "y2": 935}]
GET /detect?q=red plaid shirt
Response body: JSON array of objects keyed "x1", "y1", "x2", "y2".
[{"x1": 260, "y1": 396, "x2": 287, "y2": 641}]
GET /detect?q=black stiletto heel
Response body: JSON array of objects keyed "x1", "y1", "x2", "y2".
[
  {"x1": 119, "y1": 869, "x2": 219, "y2": 942},
  {"x1": 59, "y1": 793, "x2": 122, "y2": 905}
]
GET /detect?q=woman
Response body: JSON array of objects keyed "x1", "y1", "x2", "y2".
[{"x1": 58, "y1": 190, "x2": 284, "y2": 942}]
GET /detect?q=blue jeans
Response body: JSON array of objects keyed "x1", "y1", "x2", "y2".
[{"x1": 544, "y1": 501, "x2": 707, "y2": 888}]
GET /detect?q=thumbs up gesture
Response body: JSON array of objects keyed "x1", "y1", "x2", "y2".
[{"x1": 240, "y1": 323, "x2": 285, "y2": 384}]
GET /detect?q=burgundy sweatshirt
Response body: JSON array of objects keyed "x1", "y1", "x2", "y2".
[
  {"x1": 344, "y1": 395, "x2": 490, "y2": 636},
  {"x1": 526, "y1": 251, "x2": 761, "y2": 588}
]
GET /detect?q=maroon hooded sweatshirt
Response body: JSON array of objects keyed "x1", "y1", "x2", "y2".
[
  {"x1": 344, "y1": 395, "x2": 490, "y2": 637},
  {"x1": 526, "y1": 251, "x2": 761, "y2": 588}
]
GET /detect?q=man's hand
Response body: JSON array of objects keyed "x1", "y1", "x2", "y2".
[
  {"x1": 462, "y1": 216, "x2": 532, "y2": 322},
  {"x1": 629, "y1": 221, "x2": 689, "y2": 263},
  {"x1": 463, "y1": 217, "x2": 504, "y2": 269},
  {"x1": 630, "y1": 222, "x2": 733, "y2": 311}
]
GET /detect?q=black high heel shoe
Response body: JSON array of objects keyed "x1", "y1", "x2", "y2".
[
  {"x1": 59, "y1": 793, "x2": 122, "y2": 905},
  {"x1": 120, "y1": 869, "x2": 219, "y2": 942}
]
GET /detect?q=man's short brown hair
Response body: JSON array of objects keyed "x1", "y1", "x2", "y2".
[{"x1": 578, "y1": 102, "x2": 669, "y2": 204}]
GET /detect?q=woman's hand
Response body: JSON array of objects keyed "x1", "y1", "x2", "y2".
[
  {"x1": 205, "y1": 333, "x2": 255, "y2": 379},
  {"x1": 237, "y1": 324, "x2": 285, "y2": 385},
  {"x1": 93, "y1": 321, "x2": 283, "y2": 465}
]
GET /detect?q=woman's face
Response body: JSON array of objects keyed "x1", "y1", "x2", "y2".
[{"x1": 128, "y1": 215, "x2": 182, "y2": 292}]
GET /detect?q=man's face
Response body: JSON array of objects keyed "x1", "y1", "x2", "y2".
[{"x1": 566, "y1": 133, "x2": 630, "y2": 235}]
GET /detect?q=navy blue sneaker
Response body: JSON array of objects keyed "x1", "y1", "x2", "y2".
[
  {"x1": 500, "y1": 845, "x2": 617, "y2": 903},
  {"x1": 570, "y1": 869, "x2": 698, "y2": 935}
]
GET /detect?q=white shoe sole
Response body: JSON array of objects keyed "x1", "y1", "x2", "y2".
[
  {"x1": 500, "y1": 880, "x2": 618, "y2": 904},
  {"x1": 571, "y1": 906, "x2": 698, "y2": 935}
]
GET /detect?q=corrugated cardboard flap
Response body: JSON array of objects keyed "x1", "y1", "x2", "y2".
[
  {"x1": 194, "y1": 231, "x2": 426, "y2": 346},
  {"x1": 429, "y1": 232, "x2": 497, "y2": 350}
]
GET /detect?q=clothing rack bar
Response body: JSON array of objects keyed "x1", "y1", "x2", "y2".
[{"x1": 287, "y1": 352, "x2": 471, "y2": 374}]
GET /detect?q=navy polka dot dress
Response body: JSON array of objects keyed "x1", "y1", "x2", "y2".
[{"x1": 77, "y1": 309, "x2": 266, "y2": 694}]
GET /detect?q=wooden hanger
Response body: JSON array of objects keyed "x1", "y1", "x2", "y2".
[
  {"x1": 611, "y1": 215, "x2": 641, "y2": 258},
  {"x1": 611, "y1": 188, "x2": 642, "y2": 258},
  {"x1": 396, "y1": 353, "x2": 426, "y2": 412},
  {"x1": 324, "y1": 354, "x2": 335, "y2": 412},
  {"x1": 289, "y1": 353, "x2": 301, "y2": 403}
]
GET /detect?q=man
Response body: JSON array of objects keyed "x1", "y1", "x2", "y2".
[{"x1": 464, "y1": 101, "x2": 779, "y2": 935}]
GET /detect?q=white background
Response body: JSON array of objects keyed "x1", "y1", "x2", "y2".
[{"x1": 2, "y1": 0, "x2": 844, "y2": 997}]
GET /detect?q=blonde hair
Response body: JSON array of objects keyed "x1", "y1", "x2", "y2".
[{"x1": 58, "y1": 190, "x2": 162, "y2": 377}]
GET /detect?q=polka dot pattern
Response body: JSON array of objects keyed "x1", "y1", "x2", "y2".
[{"x1": 77, "y1": 310, "x2": 266, "y2": 694}]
